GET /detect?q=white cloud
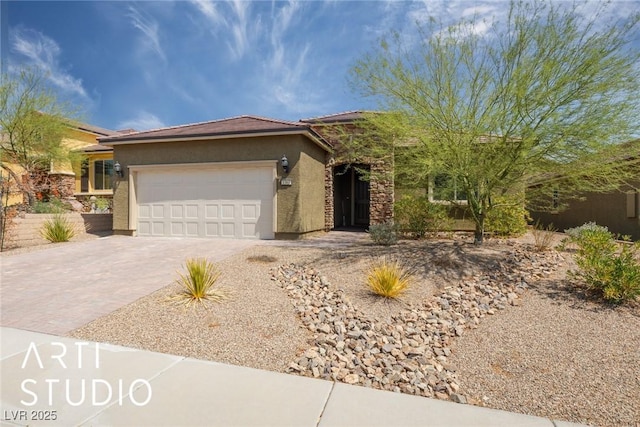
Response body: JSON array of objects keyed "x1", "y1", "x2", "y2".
[
  {"x1": 127, "y1": 5, "x2": 166, "y2": 62},
  {"x1": 117, "y1": 111, "x2": 165, "y2": 131},
  {"x1": 189, "y1": 0, "x2": 255, "y2": 60},
  {"x1": 10, "y1": 26, "x2": 88, "y2": 98}
]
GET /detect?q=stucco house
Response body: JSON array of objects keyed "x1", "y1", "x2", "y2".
[
  {"x1": 530, "y1": 139, "x2": 640, "y2": 240},
  {"x1": 1, "y1": 120, "x2": 119, "y2": 208},
  {"x1": 99, "y1": 112, "x2": 395, "y2": 239}
]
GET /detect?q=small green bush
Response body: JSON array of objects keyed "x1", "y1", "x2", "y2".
[
  {"x1": 172, "y1": 258, "x2": 227, "y2": 306},
  {"x1": 33, "y1": 197, "x2": 68, "y2": 214},
  {"x1": 484, "y1": 195, "x2": 530, "y2": 237},
  {"x1": 367, "y1": 258, "x2": 412, "y2": 299},
  {"x1": 564, "y1": 222, "x2": 640, "y2": 302},
  {"x1": 394, "y1": 195, "x2": 452, "y2": 238},
  {"x1": 94, "y1": 197, "x2": 110, "y2": 212},
  {"x1": 40, "y1": 214, "x2": 76, "y2": 242},
  {"x1": 368, "y1": 221, "x2": 397, "y2": 245}
]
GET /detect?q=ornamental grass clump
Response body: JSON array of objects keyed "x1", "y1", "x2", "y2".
[
  {"x1": 40, "y1": 214, "x2": 76, "y2": 243},
  {"x1": 172, "y1": 258, "x2": 227, "y2": 306},
  {"x1": 366, "y1": 258, "x2": 412, "y2": 299},
  {"x1": 531, "y1": 221, "x2": 557, "y2": 252}
]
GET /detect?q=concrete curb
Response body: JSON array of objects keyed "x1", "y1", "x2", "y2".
[{"x1": 1, "y1": 327, "x2": 588, "y2": 427}]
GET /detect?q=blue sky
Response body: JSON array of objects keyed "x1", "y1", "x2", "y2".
[{"x1": 3, "y1": 1, "x2": 639, "y2": 131}]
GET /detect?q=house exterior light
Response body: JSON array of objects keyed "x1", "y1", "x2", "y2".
[
  {"x1": 280, "y1": 155, "x2": 289, "y2": 174},
  {"x1": 113, "y1": 161, "x2": 124, "y2": 178}
]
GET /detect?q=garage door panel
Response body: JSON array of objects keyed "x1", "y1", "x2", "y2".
[
  {"x1": 221, "y1": 222, "x2": 235, "y2": 237},
  {"x1": 171, "y1": 205, "x2": 183, "y2": 219},
  {"x1": 205, "y1": 204, "x2": 219, "y2": 219},
  {"x1": 221, "y1": 204, "x2": 235, "y2": 219},
  {"x1": 152, "y1": 221, "x2": 165, "y2": 235},
  {"x1": 136, "y1": 165, "x2": 274, "y2": 239},
  {"x1": 185, "y1": 222, "x2": 199, "y2": 237},
  {"x1": 205, "y1": 222, "x2": 219, "y2": 237},
  {"x1": 242, "y1": 204, "x2": 258, "y2": 220}
]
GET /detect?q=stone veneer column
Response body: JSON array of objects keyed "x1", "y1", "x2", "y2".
[
  {"x1": 324, "y1": 154, "x2": 335, "y2": 231},
  {"x1": 369, "y1": 160, "x2": 394, "y2": 225},
  {"x1": 48, "y1": 173, "x2": 76, "y2": 199}
]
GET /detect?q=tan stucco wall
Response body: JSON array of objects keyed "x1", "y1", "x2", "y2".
[
  {"x1": 110, "y1": 134, "x2": 327, "y2": 237},
  {"x1": 531, "y1": 182, "x2": 640, "y2": 241}
]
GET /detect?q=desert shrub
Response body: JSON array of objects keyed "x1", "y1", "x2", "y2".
[
  {"x1": 484, "y1": 195, "x2": 530, "y2": 237},
  {"x1": 531, "y1": 221, "x2": 557, "y2": 252},
  {"x1": 33, "y1": 197, "x2": 68, "y2": 214},
  {"x1": 564, "y1": 223, "x2": 640, "y2": 302},
  {"x1": 394, "y1": 195, "x2": 452, "y2": 238},
  {"x1": 40, "y1": 214, "x2": 76, "y2": 242},
  {"x1": 94, "y1": 197, "x2": 110, "y2": 212},
  {"x1": 173, "y1": 258, "x2": 227, "y2": 306},
  {"x1": 366, "y1": 258, "x2": 412, "y2": 299},
  {"x1": 368, "y1": 221, "x2": 397, "y2": 245}
]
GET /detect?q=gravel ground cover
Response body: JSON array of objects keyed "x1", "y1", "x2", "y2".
[{"x1": 68, "y1": 234, "x2": 640, "y2": 427}]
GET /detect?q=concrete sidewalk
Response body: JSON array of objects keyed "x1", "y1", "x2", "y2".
[{"x1": 1, "y1": 327, "x2": 584, "y2": 427}]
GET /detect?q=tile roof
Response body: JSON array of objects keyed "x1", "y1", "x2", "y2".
[
  {"x1": 300, "y1": 111, "x2": 369, "y2": 124},
  {"x1": 99, "y1": 115, "x2": 313, "y2": 144},
  {"x1": 77, "y1": 143, "x2": 113, "y2": 153},
  {"x1": 68, "y1": 121, "x2": 120, "y2": 137}
]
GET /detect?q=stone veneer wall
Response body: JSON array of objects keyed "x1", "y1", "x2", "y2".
[
  {"x1": 323, "y1": 155, "x2": 394, "y2": 230},
  {"x1": 369, "y1": 160, "x2": 394, "y2": 225},
  {"x1": 47, "y1": 173, "x2": 76, "y2": 199},
  {"x1": 324, "y1": 154, "x2": 335, "y2": 231}
]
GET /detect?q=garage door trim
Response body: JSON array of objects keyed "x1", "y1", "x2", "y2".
[{"x1": 127, "y1": 161, "x2": 278, "y2": 238}]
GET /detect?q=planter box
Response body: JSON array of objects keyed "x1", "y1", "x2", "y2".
[{"x1": 2, "y1": 213, "x2": 113, "y2": 249}]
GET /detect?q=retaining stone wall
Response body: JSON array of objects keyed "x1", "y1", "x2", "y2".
[{"x1": 2, "y1": 213, "x2": 112, "y2": 249}]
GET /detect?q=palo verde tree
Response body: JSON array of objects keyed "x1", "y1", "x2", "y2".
[
  {"x1": 348, "y1": 1, "x2": 640, "y2": 244},
  {"x1": 0, "y1": 67, "x2": 78, "y2": 208}
]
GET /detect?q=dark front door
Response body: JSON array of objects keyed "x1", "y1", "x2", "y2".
[{"x1": 333, "y1": 164, "x2": 370, "y2": 228}]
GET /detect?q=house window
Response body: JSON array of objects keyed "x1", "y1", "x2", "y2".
[
  {"x1": 80, "y1": 159, "x2": 89, "y2": 193},
  {"x1": 430, "y1": 174, "x2": 467, "y2": 202},
  {"x1": 94, "y1": 160, "x2": 113, "y2": 190}
]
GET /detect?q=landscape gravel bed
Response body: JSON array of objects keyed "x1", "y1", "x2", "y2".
[{"x1": 69, "y1": 235, "x2": 640, "y2": 427}]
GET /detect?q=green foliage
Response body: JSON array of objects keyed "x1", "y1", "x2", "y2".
[
  {"x1": 394, "y1": 194, "x2": 452, "y2": 238},
  {"x1": 33, "y1": 197, "x2": 68, "y2": 214},
  {"x1": 348, "y1": 1, "x2": 640, "y2": 244},
  {"x1": 40, "y1": 214, "x2": 76, "y2": 242},
  {"x1": 173, "y1": 258, "x2": 226, "y2": 306},
  {"x1": 94, "y1": 197, "x2": 110, "y2": 211},
  {"x1": 1, "y1": 67, "x2": 80, "y2": 206},
  {"x1": 484, "y1": 195, "x2": 531, "y2": 237},
  {"x1": 564, "y1": 223, "x2": 640, "y2": 302},
  {"x1": 366, "y1": 258, "x2": 412, "y2": 299},
  {"x1": 368, "y1": 221, "x2": 397, "y2": 245},
  {"x1": 531, "y1": 221, "x2": 557, "y2": 252}
]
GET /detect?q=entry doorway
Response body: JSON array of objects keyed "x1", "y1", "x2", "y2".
[{"x1": 333, "y1": 164, "x2": 370, "y2": 228}]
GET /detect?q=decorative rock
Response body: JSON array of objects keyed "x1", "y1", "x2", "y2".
[
  {"x1": 272, "y1": 243, "x2": 562, "y2": 403},
  {"x1": 344, "y1": 373, "x2": 359, "y2": 384}
]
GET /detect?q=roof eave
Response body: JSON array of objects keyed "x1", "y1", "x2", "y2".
[{"x1": 100, "y1": 129, "x2": 332, "y2": 152}]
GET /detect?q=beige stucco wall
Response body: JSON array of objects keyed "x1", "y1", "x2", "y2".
[
  {"x1": 531, "y1": 181, "x2": 640, "y2": 241},
  {"x1": 110, "y1": 134, "x2": 327, "y2": 238}
]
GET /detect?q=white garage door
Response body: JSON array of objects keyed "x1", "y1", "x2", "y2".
[{"x1": 135, "y1": 165, "x2": 275, "y2": 239}]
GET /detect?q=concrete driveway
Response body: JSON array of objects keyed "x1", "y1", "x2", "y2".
[{"x1": 0, "y1": 236, "x2": 259, "y2": 335}]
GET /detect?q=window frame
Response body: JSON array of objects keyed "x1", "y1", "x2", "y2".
[
  {"x1": 428, "y1": 173, "x2": 468, "y2": 204},
  {"x1": 93, "y1": 159, "x2": 114, "y2": 191}
]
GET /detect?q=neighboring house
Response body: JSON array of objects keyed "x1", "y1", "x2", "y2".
[
  {"x1": 98, "y1": 113, "x2": 395, "y2": 240},
  {"x1": 530, "y1": 140, "x2": 640, "y2": 240},
  {"x1": 531, "y1": 181, "x2": 640, "y2": 240},
  {"x1": 1, "y1": 120, "x2": 121, "y2": 207}
]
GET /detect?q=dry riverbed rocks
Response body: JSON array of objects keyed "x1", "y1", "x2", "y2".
[{"x1": 272, "y1": 243, "x2": 563, "y2": 403}]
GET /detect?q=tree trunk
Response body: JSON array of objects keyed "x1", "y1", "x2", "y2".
[{"x1": 474, "y1": 213, "x2": 484, "y2": 245}]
